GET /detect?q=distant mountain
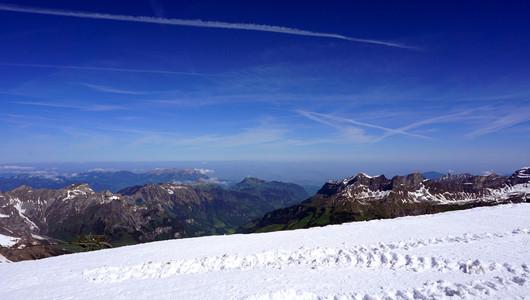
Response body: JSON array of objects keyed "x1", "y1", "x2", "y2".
[
  {"x1": 434, "y1": 173, "x2": 474, "y2": 183},
  {"x1": 300, "y1": 185, "x2": 322, "y2": 196},
  {"x1": 0, "y1": 177, "x2": 308, "y2": 261},
  {"x1": 238, "y1": 167, "x2": 530, "y2": 234},
  {"x1": 421, "y1": 171, "x2": 445, "y2": 179},
  {"x1": 0, "y1": 168, "x2": 213, "y2": 193},
  {"x1": 230, "y1": 177, "x2": 309, "y2": 207}
]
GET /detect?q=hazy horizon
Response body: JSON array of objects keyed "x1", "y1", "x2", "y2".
[{"x1": 0, "y1": 160, "x2": 525, "y2": 187}]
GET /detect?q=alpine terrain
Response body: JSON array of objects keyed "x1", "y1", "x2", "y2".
[
  {"x1": 0, "y1": 176, "x2": 308, "y2": 261},
  {"x1": 239, "y1": 167, "x2": 530, "y2": 233}
]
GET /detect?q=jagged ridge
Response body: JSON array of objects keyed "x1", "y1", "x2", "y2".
[
  {"x1": 0, "y1": 178, "x2": 308, "y2": 261},
  {"x1": 238, "y1": 168, "x2": 530, "y2": 233}
]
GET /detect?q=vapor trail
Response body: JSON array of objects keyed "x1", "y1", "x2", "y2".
[
  {"x1": 298, "y1": 110, "x2": 429, "y2": 139},
  {"x1": 0, "y1": 63, "x2": 211, "y2": 76},
  {"x1": 0, "y1": 3, "x2": 417, "y2": 50}
]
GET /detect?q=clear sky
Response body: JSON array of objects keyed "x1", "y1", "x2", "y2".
[{"x1": 0, "y1": 1, "x2": 529, "y2": 176}]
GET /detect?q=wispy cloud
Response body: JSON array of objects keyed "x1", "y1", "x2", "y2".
[
  {"x1": 395, "y1": 111, "x2": 473, "y2": 131},
  {"x1": 0, "y1": 62, "x2": 211, "y2": 76},
  {"x1": 126, "y1": 126, "x2": 290, "y2": 149},
  {"x1": 81, "y1": 83, "x2": 147, "y2": 95},
  {"x1": 298, "y1": 107, "x2": 530, "y2": 142},
  {"x1": 467, "y1": 108, "x2": 530, "y2": 138},
  {"x1": 0, "y1": 165, "x2": 64, "y2": 180},
  {"x1": 0, "y1": 165, "x2": 34, "y2": 171},
  {"x1": 0, "y1": 112, "x2": 53, "y2": 128},
  {"x1": 87, "y1": 168, "x2": 118, "y2": 172},
  {"x1": 0, "y1": 3, "x2": 418, "y2": 50},
  {"x1": 376, "y1": 110, "x2": 474, "y2": 141},
  {"x1": 297, "y1": 110, "x2": 429, "y2": 140},
  {"x1": 15, "y1": 101, "x2": 126, "y2": 111}
]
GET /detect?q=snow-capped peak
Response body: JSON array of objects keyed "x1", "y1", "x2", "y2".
[
  {"x1": 514, "y1": 167, "x2": 530, "y2": 179},
  {"x1": 62, "y1": 184, "x2": 94, "y2": 200}
]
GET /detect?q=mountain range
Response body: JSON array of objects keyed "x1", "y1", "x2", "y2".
[
  {"x1": 0, "y1": 169, "x2": 447, "y2": 194},
  {"x1": 238, "y1": 168, "x2": 530, "y2": 233},
  {"x1": 1, "y1": 167, "x2": 528, "y2": 262},
  {"x1": 0, "y1": 176, "x2": 308, "y2": 261},
  {"x1": 0, "y1": 168, "x2": 214, "y2": 193}
]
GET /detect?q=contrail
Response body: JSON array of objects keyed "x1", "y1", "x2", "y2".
[
  {"x1": 298, "y1": 110, "x2": 429, "y2": 139},
  {"x1": 0, "y1": 3, "x2": 417, "y2": 50},
  {"x1": 0, "y1": 62, "x2": 211, "y2": 76}
]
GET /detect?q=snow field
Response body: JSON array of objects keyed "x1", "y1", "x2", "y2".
[
  {"x1": 1, "y1": 204, "x2": 529, "y2": 299},
  {"x1": 86, "y1": 228, "x2": 530, "y2": 282},
  {"x1": 84, "y1": 227, "x2": 529, "y2": 299}
]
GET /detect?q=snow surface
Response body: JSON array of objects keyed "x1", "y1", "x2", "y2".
[
  {"x1": 0, "y1": 234, "x2": 20, "y2": 247},
  {"x1": 0, "y1": 254, "x2": 10, "y2": 263},
  {"x1": 1, "y1": 204, "x2": 529, "y2": 299}
]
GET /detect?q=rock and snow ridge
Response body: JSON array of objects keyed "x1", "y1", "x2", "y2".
[
  {"x1": 241, "y1": 168, "x2": 530, "y2": 234},
  {"x1": 0, "y1": 204, "x2": 529, "y2": 299},
  {"x1": 319, "y1": 168, "x2": 530, "y2": 205},
  {"x1": 0, "y1": 178, "x2": 310, "y2": 261}
]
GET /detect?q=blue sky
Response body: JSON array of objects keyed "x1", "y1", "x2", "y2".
[{"x1": 0, "y1": 1, "x2": 529, "y2": 176}]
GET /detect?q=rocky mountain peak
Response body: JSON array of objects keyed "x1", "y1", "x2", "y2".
[
  {"x1": 511, "y1": 167, "x2": 530, "y2": 184},
  {"x1": 231, "y1": 177, "x2": 272, "y2": 191},
  {"x1": 352, "y1": 173, "x2": 373, "y2": 185},
  {"x1": 242, "y1": 177, "x2": 265, "y2": 184},
  {"x1": 10, "y1": 185, "x2": 33, "y2": 193},
  {"x1": 64, "y1": 183, "x2": 94, "y2": 193},
  {"x1": 434, "y1": 173, "x2": 474, "y2": 183},
  {"x1": 61, "y1": 184, "x2": 94, "y2": 200},
  {"x1": 341, "y1": 173, "x2": 369, "y2": 186},
  {"x1": 357, "y1": 173, "x2": 372, "y2": 179},
  {"x1": 406, "y1": 172, "x2": 425, "y2": 187}
]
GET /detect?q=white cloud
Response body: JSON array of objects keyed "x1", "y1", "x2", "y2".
[
  {"x1": 87, "y1": 168, "x2": 118, "y2": 173},
  {"x1": 0, "y1": 165, "x2": 34, "y2": 170},
  {"x1": 0, "y1": 3, "x2": 417, "y2": 49},
  {"x1": 0, "y1": 167, "x2": 62, "y2": 179},
  {"x1": 194, "y1": 168, "x2": 214, "y2": 175}
]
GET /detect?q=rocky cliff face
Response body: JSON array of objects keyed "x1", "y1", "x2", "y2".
[
  {"x1": 0, "y1": 183, "x2": 157, "y2": 261},
  {"x1": 238, "y1": 168, "x2": 530, "y2": 233}
]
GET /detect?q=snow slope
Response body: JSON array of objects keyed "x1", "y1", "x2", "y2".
[{"x1": 1, "y1": 204, "x2": 529, "y2": 299}]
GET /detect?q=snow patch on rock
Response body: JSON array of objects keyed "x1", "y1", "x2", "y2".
[{"x1": 0, "y1": 234, "x2": 20, "y2": 248}]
